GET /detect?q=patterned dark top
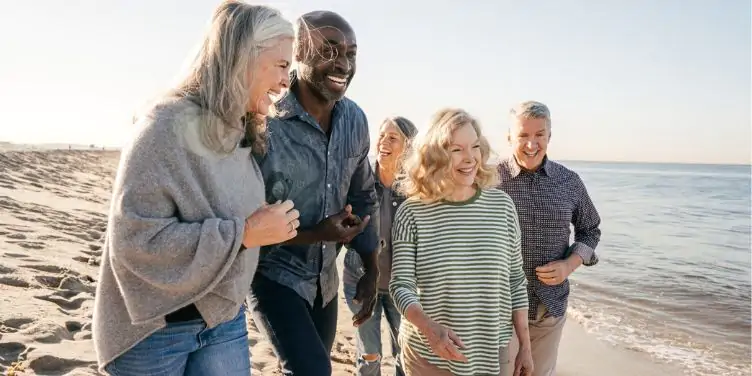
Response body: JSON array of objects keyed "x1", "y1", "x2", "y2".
[
  {"x1": 343, "y1": 161, "x2": 408, "y2": 291},
  {"x1": 497, "y1": 156, "x2": 601, "y2": 320},
  {"x1": 253, "y1": 75, "x2": 379, "y2": 308}
]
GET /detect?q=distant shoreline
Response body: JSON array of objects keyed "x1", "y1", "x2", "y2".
[{"x1": 1, "y1": 141, "x2": 749, "y2": 166}]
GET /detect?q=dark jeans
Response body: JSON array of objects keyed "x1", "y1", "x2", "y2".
[{"x1": 248, "y1": 273, "x2": 338, "y2": 376}]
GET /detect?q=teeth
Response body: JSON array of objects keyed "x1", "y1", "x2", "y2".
[
  {"x1": 327, "y1": 75, "x2": 347, "y2": 85},
  {"x1": 524, "y1": 151, "x2": 538, "y2": 157}
]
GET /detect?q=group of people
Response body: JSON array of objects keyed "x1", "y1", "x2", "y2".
[{"x1": 91, "y1": 1, "x2": 602, "y2": 376}]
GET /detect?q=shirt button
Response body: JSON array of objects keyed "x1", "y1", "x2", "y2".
[
  {"x1": 322, "y1": 244, "x2": 326, "y2": 249},
  {"x1": 392, "y1": 201, "x2": 397, "y2": 206},
  {"x1": 327, "y1": 184, "x2": 331, "y2": 188}
]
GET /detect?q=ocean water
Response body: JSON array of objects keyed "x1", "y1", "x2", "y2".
[{"x1": 561, "y1": 161, "x2": 751, "y2": 376}]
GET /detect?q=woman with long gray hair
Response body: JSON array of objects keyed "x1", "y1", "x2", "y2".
[
  {"x1": 92, "y1": 2, "x2": 299, "y2": 375},
  {"x1": 343, "y1": 116, "x2": 418, "y2": 376}
]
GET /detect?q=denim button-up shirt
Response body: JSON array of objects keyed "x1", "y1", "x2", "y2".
[{"x1": 254, "y1": 84, "x2": 379, "y2": 308}]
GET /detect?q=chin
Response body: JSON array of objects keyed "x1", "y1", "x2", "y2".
[{"x1": 453, "y1": 177, "x2": 476, "y2": 188}]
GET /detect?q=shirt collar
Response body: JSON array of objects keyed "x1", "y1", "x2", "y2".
[
  {"x1": 273, "y1": 70, "x2": 346, "y2": 122},
  {"x1": 273, "y1": 71, "x2": 308, "y2": 120},
  {"x1": 507, "y1": 154, "x2": 554, "y2": 178}
]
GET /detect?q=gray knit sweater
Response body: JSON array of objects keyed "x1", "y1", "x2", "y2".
[{"x1": 92, "y1": 96, "x2": 265, "y2": 370}]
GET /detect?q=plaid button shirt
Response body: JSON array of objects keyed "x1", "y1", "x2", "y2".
[{"x1": 497, "y1": 156, "x2": 601, "y2": 321}]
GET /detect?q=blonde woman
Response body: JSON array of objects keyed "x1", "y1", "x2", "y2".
[
  {"x1": 389, "y1": 109, "x2": 534, "y2": 376},
  {"x1": 92, "y1": 2, "x2": 298, "y2": 375},
  {"x1": 343, "y1": 116, "x2": 418, "y2": 376}
]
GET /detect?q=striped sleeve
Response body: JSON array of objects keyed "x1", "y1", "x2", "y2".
[
  {"x1": 389, "y1": 202, "x2": 421, "y2": 315},
  {"x1": 507, "y1": 198, "x2": 529, "y2": 311}
]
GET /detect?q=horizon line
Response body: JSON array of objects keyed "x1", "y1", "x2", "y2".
[{"x1": 1, "y1": 141, "x2": 750, "y2": 167}]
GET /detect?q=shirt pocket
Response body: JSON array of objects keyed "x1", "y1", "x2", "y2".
[{"x1": 538, "y1": 206, "x2": 572, "y2": 231}]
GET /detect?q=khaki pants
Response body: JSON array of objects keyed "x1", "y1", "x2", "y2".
[
  {"x1": 501, "y1": 306, "x2": 566, "y2": 376},
  {"x1": 403, "y1": 342, "x2": 513, "y2": 376},
  {"x1": 401, "y1": 343, "x2": 454, "y2": 376}
]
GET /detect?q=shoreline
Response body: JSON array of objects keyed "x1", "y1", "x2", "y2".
[{"x1": 0, "y1": 148, "x2": 740, "y2": 375}]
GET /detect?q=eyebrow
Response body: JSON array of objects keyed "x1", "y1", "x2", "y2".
[{"x1": 325, "y1": 39, "x2": 357, "y2": 50}]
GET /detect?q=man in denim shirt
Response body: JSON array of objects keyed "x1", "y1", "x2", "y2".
[{"x1": 248, "y1": 10, "x2": 380, "y2": 376}]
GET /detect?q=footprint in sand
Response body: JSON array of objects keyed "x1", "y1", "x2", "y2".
[
  {"x1": 36, "y1": 234, "x2": 68, "y2": 242},
  {"x1": 0, "y1": 318, "x2": 34, "y2": 334},
  {"x1": 20, "y1": 264, "x2": 66, "y2": 275},
  {"x1": 3, "y1": 253, "x2": 29, "y2": 259},
  {"x1": 17, "y1": 321, "x2": 73, "y2": 344},
  {"x1": 0, "y1": 264, "x2": 16, "y2": 274},
  {"x1": 34, "y1": 275, "x2": 64, "y2": 289},
  {"x1": 4, "y1": 226, "x2": 35, "y2": 233},
  {"x1": 0, "y1": 276, "x2": 31, "y2": 289},
  {"x1": 7, "y1": 241, "x2": 45, "y2": 250},
  {"x1": 0, "y1": 342, "x2": 27, "y2": 368},
  {"x1": 27, "y1": 355, "x2": 91, "y2": 375},
  {"x1": 6, "y1": 233, "x2": 26, "y2": 240}
]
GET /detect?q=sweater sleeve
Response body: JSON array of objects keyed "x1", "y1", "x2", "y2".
[
  {"x1": 506, "y1": 197, "x2": 529, "y2": 311},
  {"x1": 107, "y1": 114, "x2": 245, "y2": 324},
  {"x1": 389, "y1": 203, "x2": 421, "y2": 316}
]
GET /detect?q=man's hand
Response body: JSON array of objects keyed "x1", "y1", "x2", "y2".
[
  {"x1": 352, "y1": 268, "x2": 378, "y2": 327},
  {"x1": 535, "y1": 255, "x2": 582, "y2": 285},
  {"x1": 314, "y1": 204, "x2": 370, "y2": 243}
]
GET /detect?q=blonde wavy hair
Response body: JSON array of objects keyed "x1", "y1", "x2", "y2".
[
  {"x1": 399, "y1": 108, "x2": 499, "y2": 203},
  {"x1": 172, "y1": 1, "x2": 293, "y2": 155}
]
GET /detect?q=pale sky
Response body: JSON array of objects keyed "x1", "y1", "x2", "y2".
[{"x1": 1, "y1": 0, "x2": 749, "y2": 164}]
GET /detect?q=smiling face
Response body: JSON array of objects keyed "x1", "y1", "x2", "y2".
[
  {"x1": 296, "y1": 16, "x2": 357, "y2": 102},
  {"x1": 246, "y1": 37, "x2": 293, "y2": 115},
  {"x1": 508, "y1": 117, "x2": 550, "y2": 171},
  {"x1": 449, "y1": 123, "x2": 482, "y2": 189},
  {"x1": 376, "y1": 121, "x2": 407, "y2": 167}
]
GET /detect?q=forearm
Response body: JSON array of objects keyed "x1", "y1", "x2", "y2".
[
  {"x1": 356, "y1": 246, "x2": 379, "y2": 274},
  {"x1": 405, "y1": 303, "x2": 434, "y2": 333},
  {"x1": 280, "y1": 228, "x2": 321, "y2": 245},
  {"x1": 512, "y1": 309, "x2": 531, "y2": 350},
  {"x1": 566, "y1": 251, "x2": 584, "y2": 273}
]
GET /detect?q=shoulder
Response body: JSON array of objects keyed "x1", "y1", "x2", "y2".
[
  {"x1": 546, "y1": 159, "x2": 587, "y2": 188},
  {"x1": 339, "y1": 97, "x2": 369, "y2": 132},
  {"x1": 127, "y1": 97, "x2": 203, "y2": 157},
  {"x1": 480, "y1": 188, "x2": 515, "y2": 208},
  {"x1": 340, "y1": 97, "x2": 366, "y2": 118},
  {"x1": 394, "y1": 196, "x2": 423, "y2": 218}
]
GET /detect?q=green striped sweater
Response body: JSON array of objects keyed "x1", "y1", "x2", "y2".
[{"x1": 390, "y1": 188, "x2": 528, "y2": 376}]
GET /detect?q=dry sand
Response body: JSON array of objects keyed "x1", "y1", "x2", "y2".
[{"x1": 0, "y1": 148, "x2": 686, "y2": 375}]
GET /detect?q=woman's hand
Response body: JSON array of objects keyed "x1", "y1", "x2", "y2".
[
  {"x1": 514, "y1": 345, "x2": 534, "y2": 376},
  {"x1": 421, "y1": 320, "x2": 468, "y2": 362},
  {"x1": 243, "y1": 200, "x2": 299, "y2": 247}
]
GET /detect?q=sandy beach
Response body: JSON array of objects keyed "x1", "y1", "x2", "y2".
[{"x1": 0, "y1": 147, "x2": 688, "y2": 376}]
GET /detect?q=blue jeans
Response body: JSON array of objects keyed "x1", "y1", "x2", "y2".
[
  {"x1": 343, "y1": 283, "x2": 404, "y2": 376},
  {"x1": 105, "y1": 308, "x2": 250, "y2": 376}
]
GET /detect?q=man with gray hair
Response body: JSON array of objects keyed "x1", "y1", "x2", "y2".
[{"x1": 497, "y1": 101, "x2": 602, "y2": 376}]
